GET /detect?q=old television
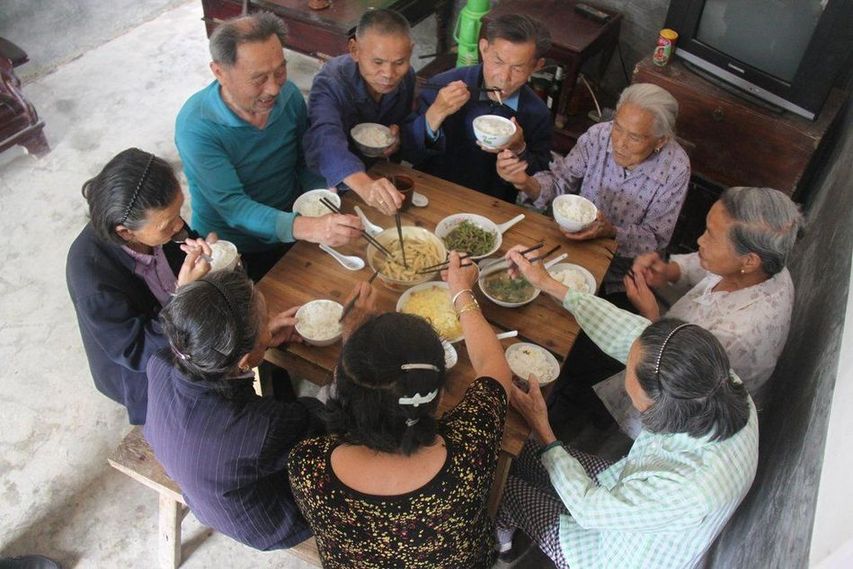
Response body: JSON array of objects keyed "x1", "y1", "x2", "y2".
[{"x1": 664, "y1": 0, "x2": 852, "y2": 120}]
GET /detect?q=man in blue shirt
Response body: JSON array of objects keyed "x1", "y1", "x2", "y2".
[
  {"x1": 176, "y1": 13, "x2": 362, "y2": 280},
  {"x1": 402, "y1": 14, "x2": 553, "y2": 203},
  {"x1": 303, "y1": 9, "x2": 412, "y2": 216}
]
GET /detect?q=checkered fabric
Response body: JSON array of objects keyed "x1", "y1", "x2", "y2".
[{"x1": 496, "y1": 441, "x2": 613, "y2": 568}]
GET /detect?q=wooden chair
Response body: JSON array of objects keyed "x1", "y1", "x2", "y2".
[
  {"x1": 108, "y1": 426, "x2": 321, "y2": 569},
  {"x1": 0, "y1": 37, "x2": 49, "y2": 157}
]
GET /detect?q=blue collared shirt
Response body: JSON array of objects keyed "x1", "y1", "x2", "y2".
[
  {"x1": 303, "y1": 55, "x2": 415, "y2": 188},
  {"x1": 175, "y1": 80, "x2": 324, "y2": 253}
]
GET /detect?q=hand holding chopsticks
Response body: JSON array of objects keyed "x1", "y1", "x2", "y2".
[
  {"x1": 320, "y1": 197, "x2": 394, "y2": 258},
  {"x1": 339, "y1": 271, "x2": 379, "y2": 322}
]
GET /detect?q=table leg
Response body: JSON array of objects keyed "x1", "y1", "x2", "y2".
[{"x1": 488, "y1": 451, "x2": 513, "y2": 519}]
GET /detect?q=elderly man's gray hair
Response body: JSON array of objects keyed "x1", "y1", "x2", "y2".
[
  {"x1": 720, "y1": 187, "x2": 803, "y2": 277},
  {"x1": 355, "y1": 8, "x2": 412, "y2": 39},
  {"x1": 616, "y1": 83, "x2": 679, "y2": 139},
  {"x1": 209, "y1": 12, "x2": 287, "y2": 66}
]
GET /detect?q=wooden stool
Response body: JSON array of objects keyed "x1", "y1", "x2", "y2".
[{"x1": 108, "y1": 427, "x2": 321, "y2": 569}]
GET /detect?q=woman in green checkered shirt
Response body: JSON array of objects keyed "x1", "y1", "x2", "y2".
[{"x1": 494, "y1": 247, "x2": 758, "y2": 569}]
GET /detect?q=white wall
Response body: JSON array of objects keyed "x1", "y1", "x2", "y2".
[{"x1": 810, "y1": 259, "x2": 853, "y2": 567}]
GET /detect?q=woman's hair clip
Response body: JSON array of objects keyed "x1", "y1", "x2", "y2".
[
  {"x1": 398, "y1": 389, "x2": 438, "y2": 407},
  {"x1": 401, "y1": 363, "x2": 440, "y2": 372},
  {"x1": 405, "y1": 418, "x2": 420, "y2": 427}
]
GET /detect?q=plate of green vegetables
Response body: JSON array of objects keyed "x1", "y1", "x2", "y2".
[{"x1": 435, "y1": 213, "x2": 524, "y2": 259}]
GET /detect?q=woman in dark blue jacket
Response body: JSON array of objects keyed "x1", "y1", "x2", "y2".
[
  {"x1": 66, "y1": 148, "x2": 212, "y2": 424},
  {"x1": 145, "y1": 270, "x2": 326, "y2": 550}
]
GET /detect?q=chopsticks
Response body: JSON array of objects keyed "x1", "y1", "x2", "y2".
[
  {"x1": 339, "y1": 270, "x2": 379, "y2": 322},
  {"x1": 528, "y1": 244, "x2": 561, "y2": 263},
  {"x1": 395, "y1": 212, "x2": 408, "y2": 268},
  {"x1": 480, "y1": 240, "x2": 545, "y2": 271},
  {"x1": 421, "y1": 83, "x2": 502, "y2": 93},
  {"x1": 320, "y1": 197, "x2": 394, "y2": 259},
  {"x1": 416, "y1": 253, "x2": 474, "y2": 274}
]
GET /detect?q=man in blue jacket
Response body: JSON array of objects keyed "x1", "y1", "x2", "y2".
[
  {"x1": 303, "y1": 8, "x2": 412, "y2": 216},
  {"x1": 402, "y1": 14, "x2": 553, "y2": 203},
  {"x1": 176, "y1": 13, "x2": 362, "y2": 280}
]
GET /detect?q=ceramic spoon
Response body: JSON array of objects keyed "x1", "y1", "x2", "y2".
[
  {"x1": 319, "y1": 244, "x2": 365, "y2": 271},
  {"x1": 354, "y1": 206, "x2": 383, "y2": 237}
]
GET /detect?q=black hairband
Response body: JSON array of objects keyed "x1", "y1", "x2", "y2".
[{"x1": 119, "y1": 153, "x2": 155, "y2": 225}]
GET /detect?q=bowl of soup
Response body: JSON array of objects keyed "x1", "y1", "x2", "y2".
[
  {"x1": 477, "y1": 259, "x2": 541, "y2": 308},
  {"x1": 366, "y1": 226, "x2": 447, "y2": 292},
  {"x1": 472, "y1": 114, "x2": 516, "y2": 149}
]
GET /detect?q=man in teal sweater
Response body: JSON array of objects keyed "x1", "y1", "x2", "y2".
[{"x1": 176, "y1": 13, "x2": 361, "y2": 280}]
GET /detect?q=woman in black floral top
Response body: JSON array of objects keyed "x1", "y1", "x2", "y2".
[{"x1": 288, "y1": 252, "x2": 513, "y2": 568}]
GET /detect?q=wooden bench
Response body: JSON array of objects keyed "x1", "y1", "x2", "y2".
[{"x1": 108, "y1": 426, "x2": 322, "y2": 569}]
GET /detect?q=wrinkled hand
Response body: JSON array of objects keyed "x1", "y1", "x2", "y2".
[
  {"x1": 496, "y1": 149, "x2": 529, "y2": 186},
  {"x1": 504, "y1": 245, "x2": 550, "y2": 288},
  {"x1": 177, "y1": 237, "x2": 212, "y2": 286},
  {"x1": 426, "y1": 81, "x2": 471, "y2": 130},
  {"x1": 624, "y1": 271, "x2": 661, "y2": 321},
  {"x1": 382, "y1": 124, "x2": 401, "y2": 157},
  {"x1": 441, "y1": 250, "x2": 480, "y2": 296},
  {"x1": 560, "y1": 211, "x2": 616, "y2": 241},
  {"x1": 269, "y1": 305, "x2": 303, "y2": 347},
  {"x1": 632, "y1": 252, "x2": 669, "y2": 288},
  {"x1": 510, "y1": 375, "x2": 556, "y2": 445},
  {"x1": 366, "y1": 178, "x2": 403, "y2": 216},
  {"x1": 304, "y1": 214, "x2": 363, "y2": 247},
  {"x1": 477, "y1": 117, "x2": 525, "y2": 155},
  {"x1": 341, "y1": 281, "x2": 378, "y2": 340}
]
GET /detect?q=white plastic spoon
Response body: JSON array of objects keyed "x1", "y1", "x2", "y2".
[
  {"x1": 495, "y1": 330, "x2": 518, "y2": 340},
  {"x1": 354, "y1": 205, "x2": 383, "y2": 237},
  {"x1": 319, "y1": 244, "x2": 365, "y2": 271}
]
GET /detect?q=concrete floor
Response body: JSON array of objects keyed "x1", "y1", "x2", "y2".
[{"x1": 0, "y1": 2, "x2": 552, "y2": 567}]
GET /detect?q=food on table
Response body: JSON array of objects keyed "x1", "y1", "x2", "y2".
[
  {"x1": 296, "y1": 301, "x2": 343, "y2": 342},
  {"x1": 474, "y1": 116, "x2": 514, "y2": 137},
  {"x1": 554, "y1": 195, "x2": 597, "y2": 225},
  {"x1": 481, "y1": 270, "x2": 537, "y2": 304},
  {"x1": 443, "y1": 220, "x2": 497, "y2": 257},
  {"x1": 296, "y1": 192, "x2": 337, "y2": 217},
  {"x1": 506, "y1": 344, "x2": 559, "y2": 383},
  {"x1": 401, "y1": 285, "x2": 462, "y2": 340},
  {"x1": 549, "y1": 266, "x2": 592, "y2": 293},
  {"x1": 377, "y1": 237, "x2": 444, "y2": 282},
  {"x1": 352, "y1": 124, "x2": 393, "y2": 148}
]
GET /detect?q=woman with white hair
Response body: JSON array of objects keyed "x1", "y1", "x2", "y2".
[
  {"x1": 593, "y1": 186, "x2": 802, "y2": 434},
  {"x1": 497, "y1": 82, "x2": 690, "y2": 299}
]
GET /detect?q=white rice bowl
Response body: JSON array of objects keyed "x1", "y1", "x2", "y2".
[
  {"x1": 547, "y1": 263, "x2": 596, "y2": 297},
  {"x1": 295, "y1": 300, "x2": 344, "y2": 346},
  {"x1": 351, "y1": 123, "x2": 395, "y2": 157},
  {"x1": 293, "y1": 189, "x2": 340, "y2": 218},
  {"x1": 552, "y1": 194, "x2": 597, "y2": 232},
  {"x1": 505, "y1": 342, "x2": 560, "y2": 384},
  {"x1": 472, "y1": 114, "x2": 516, "y2": 149}
]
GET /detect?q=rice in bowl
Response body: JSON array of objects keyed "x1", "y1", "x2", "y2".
[
  {"x1": 505, "y1": 342, "x2": 560, "y2": 384},
  {"x1": 295, "y1": 300, "x2": 344, "y2": 346}
]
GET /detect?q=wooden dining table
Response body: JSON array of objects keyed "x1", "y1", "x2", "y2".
[{"x1": 258, "y1": 161, "x2": 616, "y2": 514}]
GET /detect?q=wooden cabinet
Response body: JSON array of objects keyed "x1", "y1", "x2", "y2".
[
  {"x1": 633, "y1": 56, "x2": 846, "y2": 251},
  {"x1": 201, "y1": 0, "x2": 440, "y2": 59}
]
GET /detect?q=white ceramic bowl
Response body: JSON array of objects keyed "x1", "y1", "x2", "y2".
[
  {"x1": 396, "y1": 281, "x2": 464, "y2": 343},
  {"x1": 505, "y1": 342, "x2": 560, "y2": 384},
  {"x1": 366, "y1": 226, "x2": 447, "y2": 292},
  {"x1": 477, "y1": 259, "x2": 541, "y2": 308},
  {"x1": 350, "y1": 122, "x2": 395, "y2": 157},
  {"x1": 208, "y1": 240, "x2": 239, "y2": 272},
  {"x1": 435, "y1": 213, "x2": 503, "y2": 260},
  {"x1": 295, "y1": 299, "x2": 344, "y2": 347},
  {"x1": 547, "y1": 263, "x2": 597, "y2": 303},
  {"x1": 293, "y1": 189, "x2": 340, "y2": 217},
  {"x1": 472, "y1": 114, "x2": 516, "y2": 149},
  {"x1": 552, "y1": 194, "x2": 598, "y2": 233}
]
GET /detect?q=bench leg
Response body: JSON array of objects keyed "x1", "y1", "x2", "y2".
[{"x1": 158, "y1": 495, "x2": 185, "y2": 569}]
